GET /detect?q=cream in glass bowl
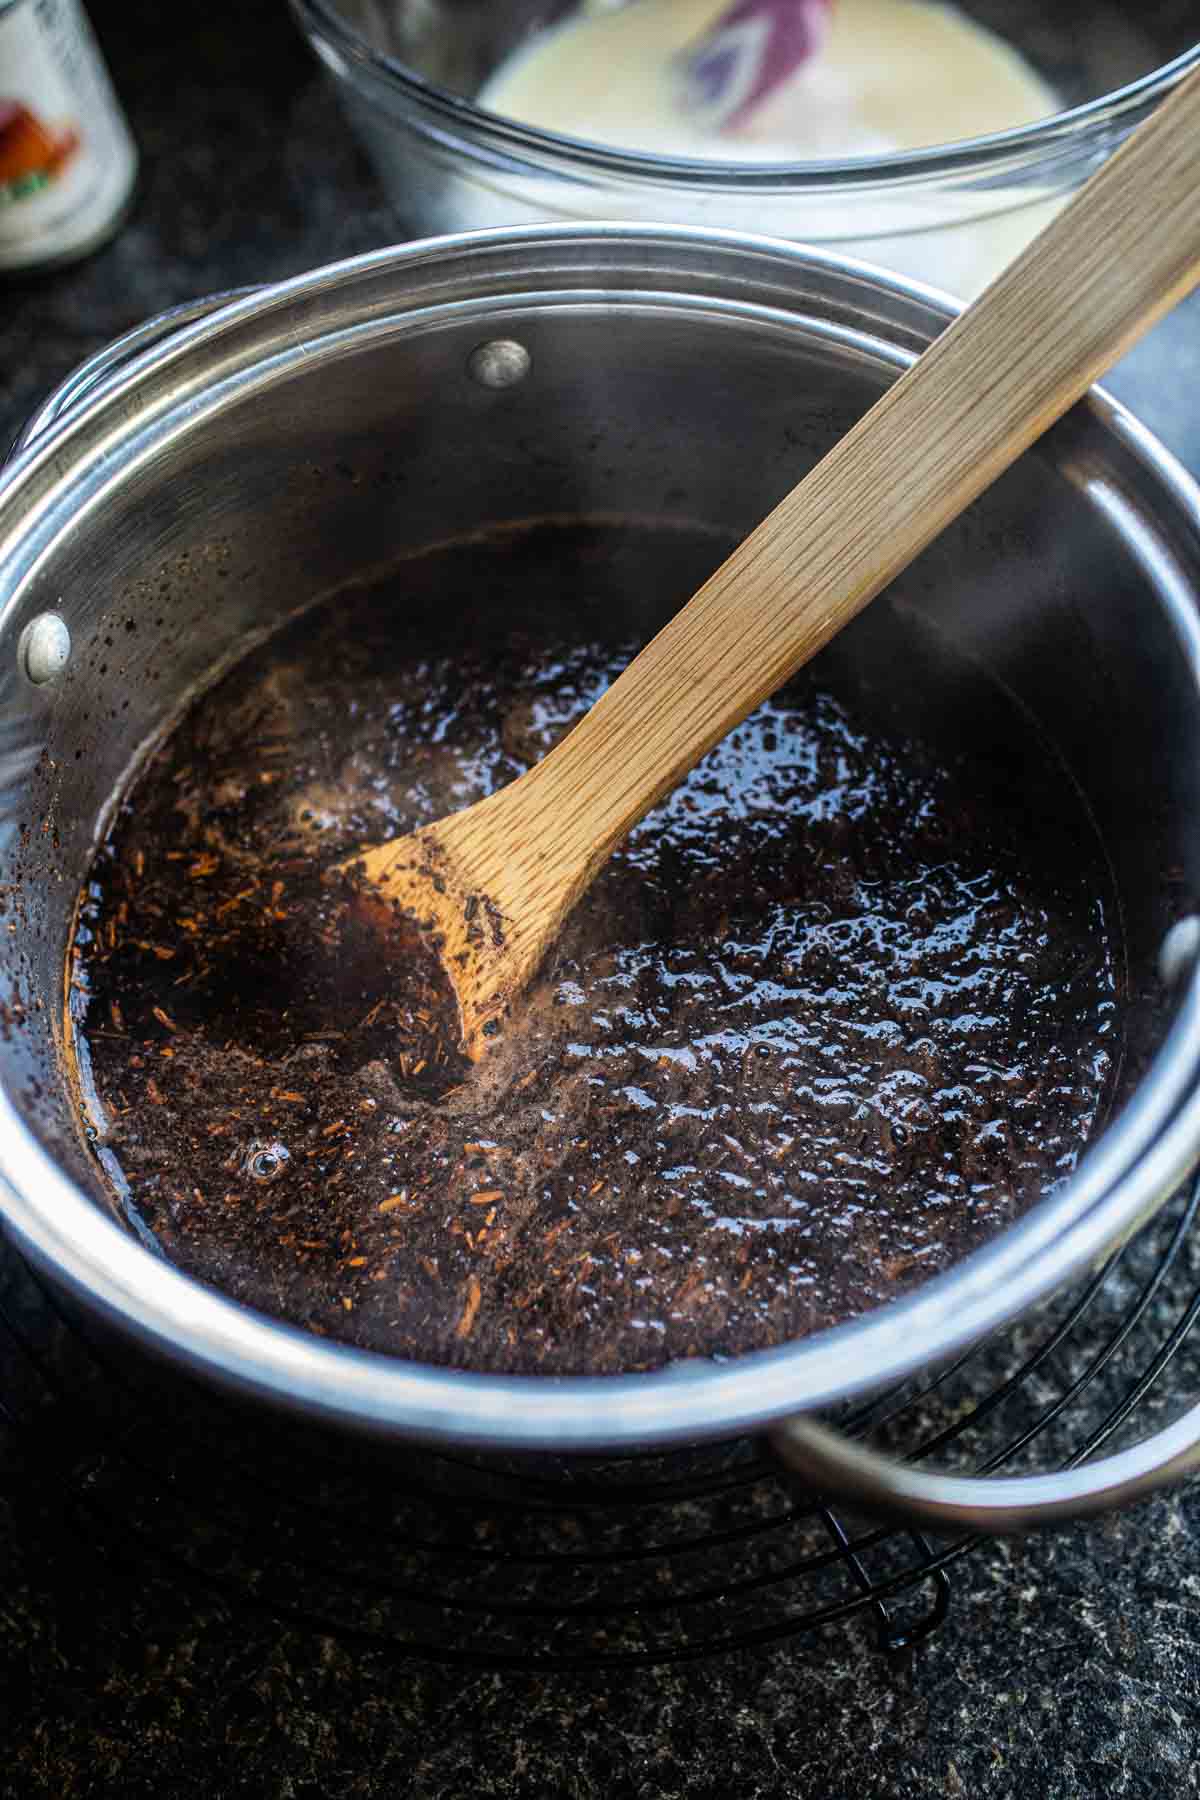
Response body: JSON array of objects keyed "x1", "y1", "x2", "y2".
[{"x1": 290, "y1": 0, "x2": 1199, "y2": 297}]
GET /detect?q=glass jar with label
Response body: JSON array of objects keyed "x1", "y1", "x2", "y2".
[{"x1": 0, "y1": 0, "x2": 138, "y2": 273}]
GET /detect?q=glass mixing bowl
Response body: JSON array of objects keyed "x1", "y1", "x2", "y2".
[{"x1": 290, "y1": 0, "x2": 1199, "y2": 297}]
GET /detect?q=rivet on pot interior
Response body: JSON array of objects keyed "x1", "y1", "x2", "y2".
[
  {"x1": 19, "y1": 613, "x2": 72, "y2": 686},
  {"x1": 468, "y1": 339, "x2": 531, "y2": 390},
  {"x1": 1158, "y1": 915, "x2": 1200, "y2": 988}
]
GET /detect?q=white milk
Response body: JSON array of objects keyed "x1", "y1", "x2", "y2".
[{"x1": 473, "y1": 0, "x2": 1065, "y2": 297}]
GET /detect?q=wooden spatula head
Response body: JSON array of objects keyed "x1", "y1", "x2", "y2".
[{"x1": 337, "y1": 771, "x2": 590, "y2": 1060}]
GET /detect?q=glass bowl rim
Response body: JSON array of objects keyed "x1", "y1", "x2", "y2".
[{"x1": 291, "y1": 0, "x2": 1200, "y2": 189}]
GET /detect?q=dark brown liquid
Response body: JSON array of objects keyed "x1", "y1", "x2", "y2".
[{"x1": 69, "y1": 520, "x2": 1121, "y2": 1373}]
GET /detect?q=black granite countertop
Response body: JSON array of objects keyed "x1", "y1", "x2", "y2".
[{"x1": 2, "y1": 3, "x2": 1200, "y2": 1793}]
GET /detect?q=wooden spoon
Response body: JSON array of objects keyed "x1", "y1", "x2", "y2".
[{"x1": 339, "y1": 64, "x2": 1200, "y2": 1061}]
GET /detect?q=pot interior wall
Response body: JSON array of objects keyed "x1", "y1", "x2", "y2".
[{"x1": 2, "y1": 297, "x2": 1198, "y2": 1247}]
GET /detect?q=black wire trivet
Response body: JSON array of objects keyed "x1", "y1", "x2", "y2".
[{"x1": 2, "y1": 1170, "x2": 1198, "y2": 1671}]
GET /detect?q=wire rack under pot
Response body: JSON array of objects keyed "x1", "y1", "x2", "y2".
[{"x1": 2, "y1": 1169, "x2": 1198, "y2": 1672}]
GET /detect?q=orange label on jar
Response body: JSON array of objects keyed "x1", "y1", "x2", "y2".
[{"x1": 0, "y1": 0, "x2": 136, "y2": 271}]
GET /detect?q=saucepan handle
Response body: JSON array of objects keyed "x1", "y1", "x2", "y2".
[{"x1": 769, "y1": 1400, "x2": 1200, "y2": 1533}]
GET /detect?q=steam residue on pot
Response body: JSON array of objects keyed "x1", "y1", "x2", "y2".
[{"x1": 66, "y1": 520, "x2": 1122, "y2": 1374}]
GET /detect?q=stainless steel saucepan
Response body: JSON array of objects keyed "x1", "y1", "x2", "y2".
[{"x1": 3, "y1": 226, "x2": 1200, "y2": 1530}]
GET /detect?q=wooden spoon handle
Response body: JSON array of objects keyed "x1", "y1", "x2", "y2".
[{"x1": 529, "y1": 63, "x2": 1200, "y2": 880}]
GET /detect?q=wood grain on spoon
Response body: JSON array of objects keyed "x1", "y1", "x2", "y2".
[{"x1": 339, "y1": 64, "x2": 1200, "y2": 1060}]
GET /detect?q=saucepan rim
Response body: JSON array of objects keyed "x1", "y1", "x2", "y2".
[{"x1": 2, "y1": 223, "x2": 1200, "y2": 1451}]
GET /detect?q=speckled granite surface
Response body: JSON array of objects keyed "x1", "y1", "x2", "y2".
[
  {"x1": 1, "y1": 3, "x2": 1200, "y2": 1793},
  {"x1": 2, "y1": 1467, "x2": 1198, "y2": 1798}
]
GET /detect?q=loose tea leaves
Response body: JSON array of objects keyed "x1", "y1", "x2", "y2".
[{"x1": 68, "y1": 520, "x2": 1121, "y2": 1374}]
